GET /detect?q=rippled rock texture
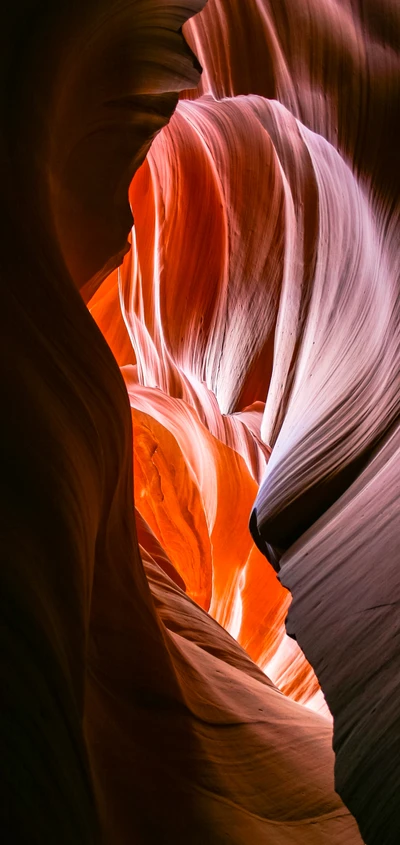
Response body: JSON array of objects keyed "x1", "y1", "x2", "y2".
[{"x1": 2, "y1": 1, "x2": 399, "y2": 843}]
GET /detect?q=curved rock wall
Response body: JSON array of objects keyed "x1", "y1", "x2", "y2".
[{"x1": 2, "y1": 0, "x2": 399, "y2": 843}]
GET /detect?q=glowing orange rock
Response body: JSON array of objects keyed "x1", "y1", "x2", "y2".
[
  {"x1": 4, "y1": 0, "x2": 398, "y2": 842},
  {"x1": 90, "y1": 95, "x2": 329, "y2": 711},
  {"x1": 90, "y1": 3, "x2": 400, "y2": 838}
]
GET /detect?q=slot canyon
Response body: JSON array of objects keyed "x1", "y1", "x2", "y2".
[{"x1": 1, "y1": 1, "x2": 399, "y2": 843}]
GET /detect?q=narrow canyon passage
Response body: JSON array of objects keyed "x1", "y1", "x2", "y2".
[{"x1": 1, "y1": 1, "x2": 399, "y2": 843}]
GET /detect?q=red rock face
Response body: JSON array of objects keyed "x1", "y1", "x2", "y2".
[{"x1": 2, "y1": 1, "x2": 399, "y2": 843}]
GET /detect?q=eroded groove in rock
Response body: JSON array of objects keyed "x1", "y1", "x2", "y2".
[{"x1": 3, "y1": 0, "x2": 399, "y2": 843}]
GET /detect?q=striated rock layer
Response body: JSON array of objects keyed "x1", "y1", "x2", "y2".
[
  {"x1": 2, "y1": 1, "x2": 399, "y2": 844},
  {"x1": 91, "y1": 96, "x2": 327, "y2": 708},
  {"x1": 92, "y1": 1, "x2": 399, "y2": 842},
  {"x1": 182, "y1": 1, "x2": 399, "y2": 842}
]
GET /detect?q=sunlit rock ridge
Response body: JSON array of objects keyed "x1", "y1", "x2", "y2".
[{"x1": 1, "y1": 1, "x2": 398, "y2": 844}]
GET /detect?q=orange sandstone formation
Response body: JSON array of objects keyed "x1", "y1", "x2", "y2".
[{"x1": 2, "y1": 1, "x2": 399, "y2": 844}]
